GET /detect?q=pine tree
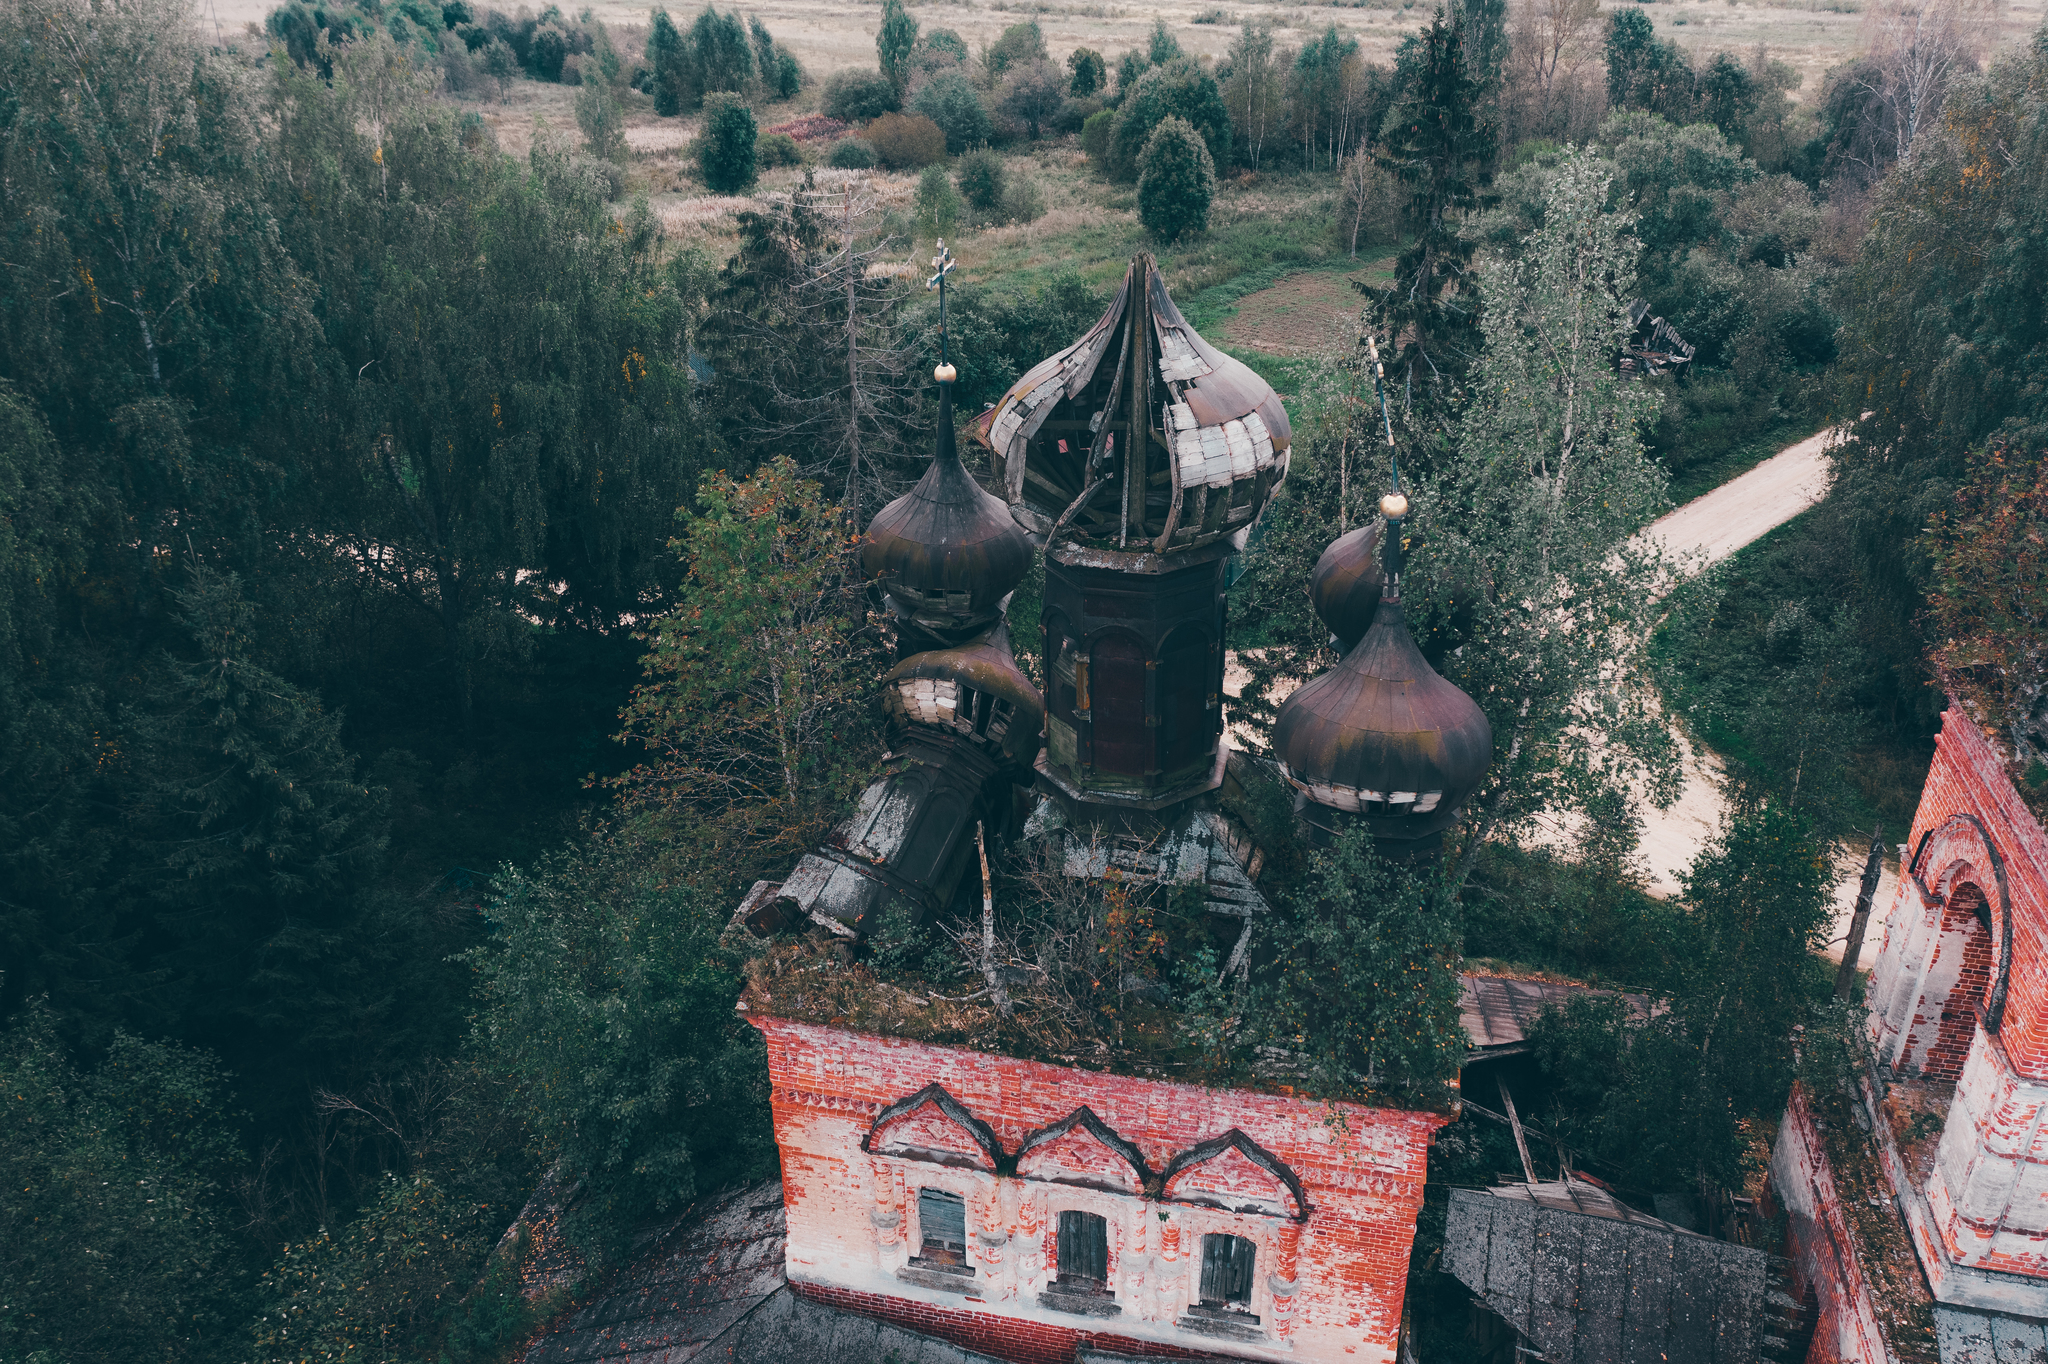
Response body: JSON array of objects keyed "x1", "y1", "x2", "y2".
[{"x1": 1371, "y1": 8, "x2": 1495, "y2": 409}]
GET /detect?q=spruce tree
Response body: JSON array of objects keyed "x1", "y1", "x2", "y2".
[
  {"x1": 1371, "y1": 8, "x2": 1494, "y2": 410},
  {"x1": 648, "y1": 9, "x2": 687, "y2": 114}
]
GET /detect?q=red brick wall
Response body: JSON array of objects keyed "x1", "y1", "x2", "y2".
[
  {"x1": 1769, "y1": 1086, "x2": 1897, "y2": 1364},
  {"x1": 746, "y1": 1014, "x2": 1451, "y2": 1364},
  {"x1": 1892, "y1": 711, "x2": 2048, "y2": 1081},
  {"x1": 793, "y1": 1281, "x2": 1233, "y2": 1364},
  {"x1": 1920, "y1": 891, "x2": 1993, "y2": 1082}
]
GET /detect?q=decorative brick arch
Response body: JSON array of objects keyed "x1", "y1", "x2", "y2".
[
  {"x1": 1909, "y1": 812, "x2": 2015, "y2": 1034},
  {"x1": 863, "y1": 1083, "x2": 1004, "y2": 1171},
  {"x1": 1015, "y1": 1106, "x2": 1152, "y2": 1194},
  {"x1": 1161, "y1": 1129, "x2": 1310, "y2": 1221}
]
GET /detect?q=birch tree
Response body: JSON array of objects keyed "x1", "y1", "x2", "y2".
[{"x1": 1414, "y1": 147, "x2": 1678, "y2": 889}]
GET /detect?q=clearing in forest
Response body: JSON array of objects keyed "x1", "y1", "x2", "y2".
[{"x1": 1220, "y1": 262, "x2": 1394, "y2": 357}]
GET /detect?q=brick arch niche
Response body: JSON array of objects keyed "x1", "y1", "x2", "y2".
[{"x1": 1902, "y1": 879, "x2": 1996, "y2": 1081}]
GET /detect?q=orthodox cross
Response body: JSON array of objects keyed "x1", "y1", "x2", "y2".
[{"x1": 927, "y1": 239, "x2": 956, "y2": 366}]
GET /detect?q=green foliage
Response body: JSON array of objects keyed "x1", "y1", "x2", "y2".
[
  {"x1": 1422, "y1": 148, "x2": 1674, "y2": 884},
  {"x1": 466, "y1": 827, "x2": 776, "y2": 1251},
  {"x1": 1137, "y1": 116, "x2": 1217, "y2": 242},
  {"x1": 1605, "y1": 7, "x2": 1690, "y2": 116},
  {"x1": 828, "y1": 136, "x2": 879, "y2": 169},
  {"x1": 610, "y1": 458, "x2": 885, "y2": 865},
  {"x1": 1067, "y1": 46, "x2": 1106, "y2": 96},
  {"x1": 1080, "y1": 106, "x2": 1117, "y2": 172},
  {"x1": 1929, "y1": 446, "x2": 2048, "y2": 790},
  {"x1": 1147, "y1": 17, "x2": 1184, "y2": 64},
  {"x1": 1659, "y1": 502, "x2": 1932, "y2": 838},
  {"x1": 1249, "y1": 827, "x2": 1465, "y2": 1105},
  {"x1": 575, "y1": 76, "x2": 627, "y2": 162},
  {"x1": 999, "y1": 58, "x2": 1067, "y2": 139},
  {"x1": 1530, "y1": 802, "x2": 1834, "y2": 1192},
  {"x1": 912, "y1": 70, "x2": 994, "y2": 153},
  {"x1": 1109, "y1": 57, "x2": 1231, "y2": 181},
  {"x1": 916, "y1": 163, "x2": 964, "y2": 237},
  {"x1": 687, "y1": 7, "x2": 755, "y2": 100},
  {"x1": 916, "y1": 271, "x2": 1104, "y2": 413},
  {"x1": 253, "y1": 1173, "x2": 511, "y2": 1364},
  {"x1": 0, "y1": 1005, "x2": 245, "y2": 1364},
  {"x1": 1115, "y1": 48, "x2": 1150, "y2": 101},
  {"x1": 1288, "y1": 24, "x2": 1368, "y2": 170},
  {"x1": 1830, "y1": 34, "x2": 2048, "y2": 738},
  {"x1": 1372, "y1": 7, "x2": 1495, "y2": 404},
  {"x1": 878, "y1": 0, "x2": 919, "y2": 94},
  {"x1": 985, "y1": 20, "x2": 1048, "y2": 80},
  {"x1": 823, "y1": 68, "x2": 901, "y2": 123},
  {"x1": 956, "y1": 147, "x2": 1007, "y2": 212},
  {"x1": 699, "y1": 93, "x2": 760, "y2": 191},
  {"x1": 648, "y1": 9, "x2": 688, "y2": 114},
  {"x1": 772, "y1": 48, "x2": 803, "y2": 99},
  {"x1": 867, "y1": 111, "x2": 949, "y2": 168},
  {"x1": 756, "y1": 129, "x2": 803, "y2": 168}
]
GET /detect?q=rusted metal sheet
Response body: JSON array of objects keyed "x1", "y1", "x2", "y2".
[
  {"x1": 973, "y1": 255, "x2": 1291, "y2": 557},
  {"x1": 864, "y1": 382, "x2": 1033, "y2": 647}
]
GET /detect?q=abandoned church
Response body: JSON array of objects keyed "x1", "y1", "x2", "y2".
[{"x1": 504, "y1": 255, "x2": 2048, "y2": 1364}]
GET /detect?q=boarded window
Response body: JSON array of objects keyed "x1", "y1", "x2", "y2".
[
  {"x1": 1056, "y1": 1210, "x2": 1109, "y2": 1287},
  {"x1": 919, "y1": 1188, "x2": 967, "y2": 1264},
  {"x1": 1199, "y1": 1233, "x2": 1256, "y2": 1307}
]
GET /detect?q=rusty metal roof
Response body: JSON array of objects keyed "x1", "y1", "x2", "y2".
[
  {"x1": 1458, "y1": 974, "x2": 1659, "y2": 1054},
  {"x1": 1272, "y1": 594, "x2": 1492, "y2": 838},
  {"x1": 1308, "y1": 522, "x2": 1384, "y2": 654},
  {"x1": 862, "y1": 382, "x2": 1032, "y2": 638}
]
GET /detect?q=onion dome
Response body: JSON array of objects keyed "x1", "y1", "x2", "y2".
[
  {"x1": 973, "y1": 254, "x2": 1290, "y2": 555},
  {"x1": 880, "y1": 622, "x2": 1045, "y2": 771},
  {"x1": 1308, "y1": 522, "x2": 1385, "y2": 654},
  {"x1": 1273, "y1": 584, "x2": 1492, "y2": 851},
  {"x1": 863, "y1": 375, "x2": 1033, "y2": 647}
]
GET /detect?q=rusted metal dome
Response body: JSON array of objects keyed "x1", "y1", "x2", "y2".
[
  {"x1": 880, "y1": 623, "x2": 1046, "y2": 771},
  {"x1": 973, "y1": 255, "x2": 1290, "y2": 555},
  {"x1": 1308, "y1": 522, "x2": 1385, "y2": 654},
  {"x1": 1272, "y1": 588, "x2": 1492, "y2": 849},
  {"x1": 863, "y1": 380, "x2": 1033, "y2": 647}
]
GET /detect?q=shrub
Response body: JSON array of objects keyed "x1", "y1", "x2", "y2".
[
  {"x1": 1001, "y1": 174, "x2": 1046, "y2": 224},
  {"x1": 530, "y1": 23, "x2": 568, "y2": 80},
  {"x1": 698, "y1": 93, "x2": 759, "y2": 192},
  {"x1": 999, "y1": 58, "x2": 1065, "y2": 139},
  {"x1": 1147, "y1": 17, "x2": 1183, "y2": 63},
  {"x1": 828, "y1": 137, "x2": 878, "y2": 169},
  {"x1": 1053, "y1": 95, "x2": 1102, "y2": 135},
  {"x1": 1137, "y1": 115, "x2": 1214, "y2": 242},
  {"x1": 1067, "y1": 46, "x2": 1106, "y2": 97},
  {"x1": 912, "y1": 71, "x2": 994, "y2": 154},
  {"x1": 866, "y1": 111, "x2": 947, "y2": 169},
  {"x1": 823, "y1": 68, "x2": 899, "y2": 123},
  {"x1": 1109, "y1": 57, "x2": 1230, "y2": 181},
  {"x1": 984, "y1": 20, "x2": 1048, "y2": 80},
  {"x1": 956, "y1": 147, "x2": 1006, "y2": 213},
  {"x1": 481, "y1": 36, "x2": 517, "y2": 100},
  {"x1": 915, "y1": 164, "x2": 962, "y2": 238},
  {"x1": 575, "y1": 78, "x2": 627, "y2": 162},
  {"x1": 756, "y1": 129, "x2": 802, "y2": 167},
  {"x1": 1080, "y1": 106, "x2": 1116, "y2": 172},
  {"x1": 439, "y1": 39, "x2": 480, "y2": 93},
  {"x1": 773, "y1": 49, "x2": 803, "y2": 98}
]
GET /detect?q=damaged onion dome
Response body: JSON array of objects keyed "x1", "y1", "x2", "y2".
[
  {"x1": 880, "y1": 625, "x2": 1045, "y2": 772},
  {"x1": 1273, "y1": 542, "x2": 1491, "y2": 851},
  {"x1": 862, "y1": 379, "x2": 1033, "y2": 648}
]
